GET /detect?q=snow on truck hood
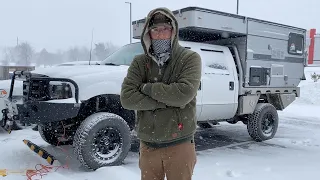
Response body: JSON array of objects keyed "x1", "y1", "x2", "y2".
[
  {"x1": 33, "y1": 65, "x2": 130, "y2": 100},
  {"x1": 0, "y1": 65, "x2": 130, "y2": 101},
  {"x1": 32, "y1": 65, "x2": 128, "y2": 79}
]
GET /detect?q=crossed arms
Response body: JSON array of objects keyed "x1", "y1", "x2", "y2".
[{"x1": 120, "y1": 52, "x2": 201, "y2": 111}]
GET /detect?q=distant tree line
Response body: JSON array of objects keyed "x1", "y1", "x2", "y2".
[{"x1": 0, "y1": 41, "x2": 119, "y2": 67}]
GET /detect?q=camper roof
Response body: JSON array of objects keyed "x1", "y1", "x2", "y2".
[{"x1": 132, "y1": 6, "x2": 306, "y2": 41}]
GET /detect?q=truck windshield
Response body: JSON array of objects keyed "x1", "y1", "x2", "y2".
[{"x1": 101, "y1": 42, "x2": 144, "y2": 66}]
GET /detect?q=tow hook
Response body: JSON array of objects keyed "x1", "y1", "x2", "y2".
[
  {"x1": 5, "y1": 120, "x2": 14, "y2": 134},
  {"x1": 1, "y1": 109, "x2": 17, "y2": 134},
  {"x1": 1, "y1": 109, "x2": 8, "y2": 127}
]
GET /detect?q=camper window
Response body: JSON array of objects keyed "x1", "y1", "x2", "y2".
[
  {"x1": 288, "y1": 33, "x2": 304, "y2": 55},
  {"x1": 200, "y1": 48, "x2": 229, "y2": 73}
]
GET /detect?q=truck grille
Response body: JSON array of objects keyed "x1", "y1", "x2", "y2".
[{"x1": 23, "y1": 74, "x2": 50, "y2": 101}]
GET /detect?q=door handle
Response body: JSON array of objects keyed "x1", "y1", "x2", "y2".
[
  {"x1": 198, "y1": 81, "x2": 201, "y2": 90},
  {"x1": 229, "y1": 81, "x2": 234, "y2": 90}
]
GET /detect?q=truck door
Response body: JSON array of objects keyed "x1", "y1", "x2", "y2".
[
  {"x1": 184, "y1": 46, "x2": 203, "y2": 120},
  {"x1": 196, "y1": 73, "x2": 203, "y2": 120},
  {"x1": 195, "y1": 47, "x2": 238, "y2": 121}
]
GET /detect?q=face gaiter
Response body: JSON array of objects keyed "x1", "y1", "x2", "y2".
[{"x1": 151, "y1": 39, "x2": 171, "y2": 66}]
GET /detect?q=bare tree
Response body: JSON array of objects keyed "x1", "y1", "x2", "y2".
[
  {"x1": 16, "y1": 42, "x2": 35, "y2": 65},
  {"x1": 94, "y1": 42, "x2": 118, "y2": 61},
  {"x1": 94, "y1": 43, "x2": 107, "y2": 61},
  {"x1": 37, "y1": 48, "x2": 50, "y2": 66},
  {"x1": 2, "y1": 48, "x2": 12, "y2": 65},
  {"x1": 68, "y1": 47, "x2": 80, "y2": 62}
]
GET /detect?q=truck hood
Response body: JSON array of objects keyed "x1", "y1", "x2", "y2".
[
  {"x1": 32, "y1": 65, "x2": 129, "y2": 79},
  {"x1": 0, "y1": 65, "x2": 130, "y2": 102},
  {"x1": 32, "y1": 65, "x2": 130, "y2": 101}
]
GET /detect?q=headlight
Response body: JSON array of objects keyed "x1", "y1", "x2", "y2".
[{"x1": 48, "y1": 83, "x2": 72, "y2": 100}]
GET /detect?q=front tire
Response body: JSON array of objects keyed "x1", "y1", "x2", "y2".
[
  {"x1": 73, "y1": 112, "x2": 131, "y2": 170},
  {"x1": 247, "y1": 103, "x2": 279, "y2": 142}
]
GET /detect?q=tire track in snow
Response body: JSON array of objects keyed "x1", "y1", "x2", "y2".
[{"x1": 280, "y1": 116, "x2": 320, "y2": 129}]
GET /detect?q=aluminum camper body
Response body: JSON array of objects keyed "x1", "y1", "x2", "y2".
[{"x1": 132, "y1": 7, "x2": 307, "y2": 95}]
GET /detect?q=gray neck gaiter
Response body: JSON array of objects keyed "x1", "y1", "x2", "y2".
[{"x1": 151, "y1": 39, "x2": 171, "y2": 66}]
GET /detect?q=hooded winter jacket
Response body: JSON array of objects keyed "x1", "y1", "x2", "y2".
[{"x1": 120, "y1": 7, "x2": 202, "y2": 147}]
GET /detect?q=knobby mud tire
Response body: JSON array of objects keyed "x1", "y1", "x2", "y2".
[
  {"x1": 73, "y1": 112, "x2": 131, "y2": 170},
  {"x1": 247, "y1": 103, "x2": 279, "y2": 142}
]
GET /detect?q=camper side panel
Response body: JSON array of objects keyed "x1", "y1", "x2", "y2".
[
  {"x1": 211, "y1": 37, "x2": 247, "y2": 64},
  {"x1": 245, "y1": 19, "x2": 306, "y2": 88},
  {"x1": 247, "y1": 18, "x2": 305, "y2": 40}
]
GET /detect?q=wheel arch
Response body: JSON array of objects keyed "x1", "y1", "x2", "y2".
[
  {"x1": 238, "y1": 93, "x2": 293, "y2": 114},
  {"x1": 78, "y1": 94, "x2": 136, "y2": 130}
]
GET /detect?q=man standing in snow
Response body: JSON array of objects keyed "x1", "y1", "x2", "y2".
[{"x1": 120, "y1": 7, "x2": 202, "y2": 180}]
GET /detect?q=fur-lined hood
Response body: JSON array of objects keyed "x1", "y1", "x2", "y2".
[{"x1": 140, "y1": 7, "x2": 179, "y2": 61}]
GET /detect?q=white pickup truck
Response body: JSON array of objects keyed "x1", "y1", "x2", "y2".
[{"x1": 0, "y1": 6, "x2": 306, "y2": 170}]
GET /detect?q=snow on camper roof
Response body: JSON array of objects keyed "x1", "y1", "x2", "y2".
[{"x1": 132, "y1": 6, "x2": 306, "y2": 40}]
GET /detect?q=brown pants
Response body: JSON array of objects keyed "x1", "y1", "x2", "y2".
[{"x1": 139, "y1": 140, "x2": 197, "y2": 180}]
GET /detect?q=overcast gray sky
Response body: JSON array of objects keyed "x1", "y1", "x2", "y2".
[{"x1": 0, "y1": 0, "x2": 318, "y2": 52}]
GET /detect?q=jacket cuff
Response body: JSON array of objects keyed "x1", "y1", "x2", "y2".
[{"x1": 141, "y1": 83, "x2": 152, "y2": 96}]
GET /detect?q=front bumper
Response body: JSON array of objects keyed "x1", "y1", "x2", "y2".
[
  {"x1": 16, "y1": 101, "x2": 81, "y2": 124},
  {"x1": 1, "y1": 70, "x2": 81, "y2": 131}
]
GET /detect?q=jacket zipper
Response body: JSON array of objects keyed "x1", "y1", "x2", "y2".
[{"x1": 152, "y1": 110, "x2": 156, "y2": 141}]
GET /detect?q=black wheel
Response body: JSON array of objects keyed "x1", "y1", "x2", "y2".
[
  {"x1": 226, "y1": 117, "x2": 239, "y2": 124},
  {"x1": 247, "y1": 103, "x2": 279, "y2": 142},
  {"x1": 242, "y1": 120, "x2": 248, "y2": 125},
  {"x1": 73, "y1": 112, "x2": 131, "y2": 170},
  {"x1": 38, "y1": 124, "x2": 73, "y2": 146},
  {"x1": 32, "y1": 125, "x2": 39, "y2": 131},
  {"x1": 197, "y1": 121, "x2": 219, "y2": 129},
  {"x1": 198, "y1": 122, "x2": 212, "y2": 129}
]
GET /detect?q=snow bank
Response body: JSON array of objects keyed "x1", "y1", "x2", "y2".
[
  {"x1": 296, "y1": 81, "x2": 320, "y2": 105},
  {"x1": 279, "y1": 66, "x2": 320, "y2": 118},
  {"x1": 293, "y1": 67, "x2": 320, "y2": 106},
  {"x1": 280, "y1": 103, "x2": 320, "y2": 119},
  {"x1": 94, "y1": 166, "x2": 139, "y2": 180}
]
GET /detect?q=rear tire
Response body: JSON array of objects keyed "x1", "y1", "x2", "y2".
[
  {"x1": 73, "y1": 112, "x2": 131, "y2": 170},
  {"x1": 197, "y1": 122, "x2": 213, "y2": 129},
  {"x1": 197, "y1": 121, "x2": 219, "y2": 129},
  {"x1": 247, "y1": 103, "x2": 279, "y2": 142}
]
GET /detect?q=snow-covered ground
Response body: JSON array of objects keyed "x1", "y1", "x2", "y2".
[{"x1": 0, "y1": 66, "x2": 320, "y2": 180}]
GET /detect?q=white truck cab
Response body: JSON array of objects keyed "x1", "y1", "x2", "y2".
[
  {"x1": 182, "y1": 41, "x2": 239, "y2": 122},
  {"x1": 0, "y1": 6, "x2": 306, "y2": 170}
]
